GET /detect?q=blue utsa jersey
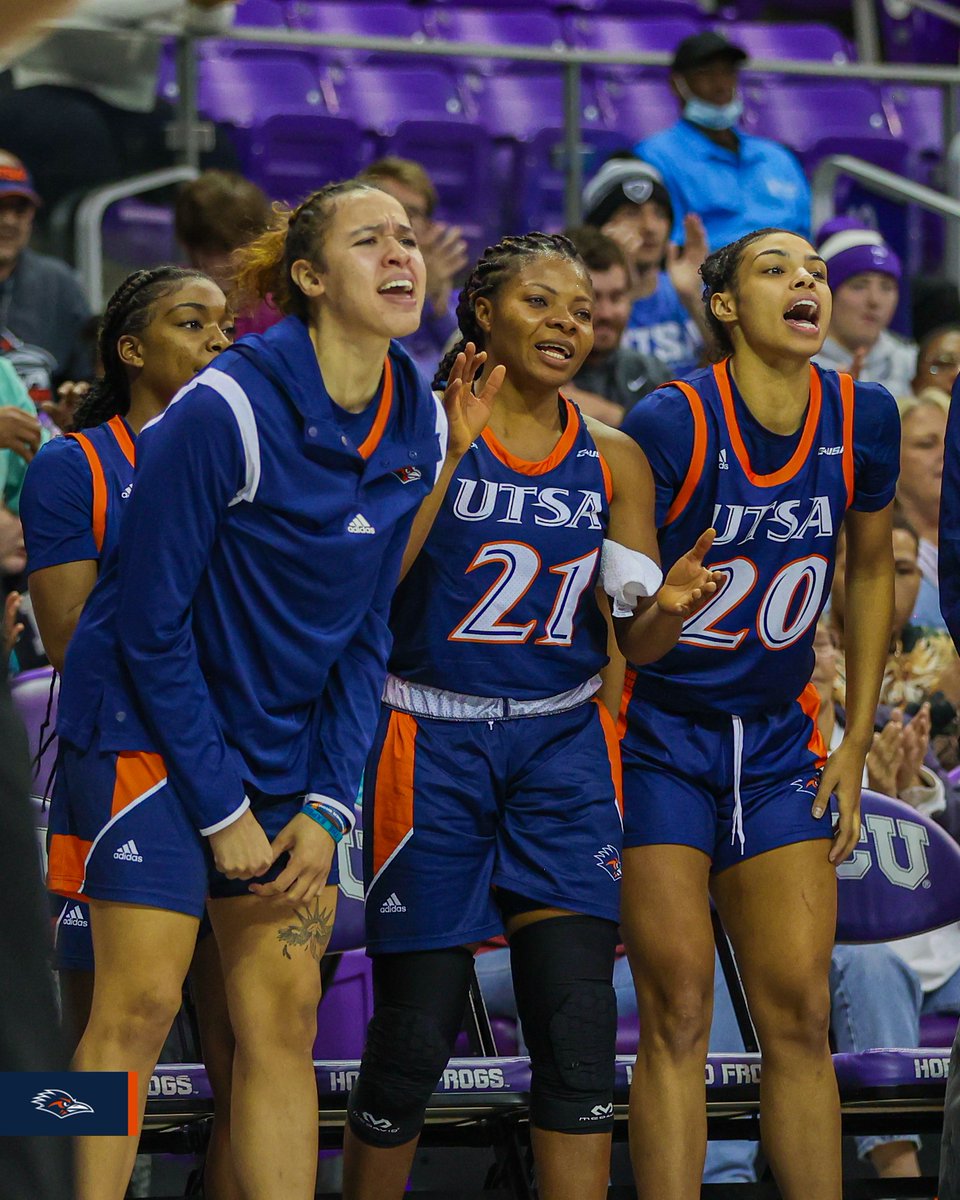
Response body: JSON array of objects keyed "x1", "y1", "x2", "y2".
[
  {"x1": 622, "y1": 360, "x2": 898, "y2": 716},
  {"x1": 21, "y1": 415, "x2": 137, "y2": 573},
  {"x1": 390, "y1": 398, "x2": 610, "y2": 699},
  {"x1": 57, "y1": 316, "x2": 444, "y2": 835}
]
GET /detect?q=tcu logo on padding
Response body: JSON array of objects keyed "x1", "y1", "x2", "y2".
[{"x1": 835, "y1": 813, "x2": 931, "y2": 890}]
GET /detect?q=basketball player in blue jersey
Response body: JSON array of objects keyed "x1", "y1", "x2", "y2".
[
  {"x1": 343, "y1": 232, "x2": 720, "y2": 1200},
  {"x1": 618, "y1": 228, "x2": 900, "y2": 1200},
  {"x1": 46, "y1": 181, "x2": 453, "y2": 1200},
  {"x1": 20, "y1": 266, "x2": 242, "y2": 1199}
]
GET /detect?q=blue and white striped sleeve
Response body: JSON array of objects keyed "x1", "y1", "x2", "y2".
[{"x1": 116, "y1": 371, "x2": 255, "y2": 835}]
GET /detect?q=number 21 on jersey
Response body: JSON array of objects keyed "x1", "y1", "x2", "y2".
[{"x1": 449, "y1": 540, "x2": 599, "y2": 647}]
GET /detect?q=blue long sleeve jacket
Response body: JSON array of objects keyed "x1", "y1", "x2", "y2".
[{"x1": 58, "y1": 316, "x2": 444, "y2": 834}]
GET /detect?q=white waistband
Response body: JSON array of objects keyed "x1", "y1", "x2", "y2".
[{"x1": 382, "y1": 674, "x2": 602, "y2": 721}]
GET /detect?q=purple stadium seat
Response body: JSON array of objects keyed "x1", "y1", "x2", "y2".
[
  {"x1": 234, "y1": 0, "x2": 286, "y2": 28},
  {"x1": 564, "y1": 14, "x2": 702, "y2": 64},
  {"x1": 740, "y1": 79, "x2": 908, "y2": 174},
  {"x1": 467, "y1": 69, "x2": 623, "y2": 229},
  {"x1": 884, "y1": 85, "x2": 947, "y2": 161},
  {"x1": 878, "y1": 2, "x2": 960, "y2": 66},
  {"x1": 247, "y1": 113, "x2": 364, "y2": 202},
  {"x1": 326, "y1": 65, "x2": 493, "y2": 232},
  {"x1": 424, "y1": 7, "x2": 566, "y2": 74},
  {"x1": 561, "y1": 0, "x2": 705, "y2": 15},
  {"x1": 10, "y1": 666, "x2": 58, "y2": 772},
  {"x1": 600, "y1": 76, "x2": 680, "y2": 144},
  {"x1": 313, "y1": 951, "x2": 374, "y2": 1060},
  {"x1": 920, "y1": 1012, "x2": 959, "y2": 1047},
  {"x1": 285, "y1": 1, "x2": 427, "y2": 65},
  {"x1": 720, "y1": 20, "x2": 854, "y2": 65},
  {"x1": 835, "y1": 790, "x2": 960, "y2": 943},
  {"x1": 196, "y1": 55, "x2": 325, "y2": 127}
]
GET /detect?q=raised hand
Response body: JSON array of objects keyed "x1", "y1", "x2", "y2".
[
  {"x1": 897, "y1": 704, "x2": 931, "y2": 796},
  {"x1": 443, "y1": 342, "x2": 505, "y2": 460},
  {"x1": 420, "y1": 221, "x2": 469, "y2": 314},
  {"x1": 0, "y1": 406, "x2": 41, "y2": 462},
  {"x1": 657, "y1": 528, "x2": 722, "y2": 617},
  {"x1": 666, "y1": 213, "x2": 709, "y2": 307},
  {"x1": 865, "y1": 717, "x2": 903, "y2": 799}
]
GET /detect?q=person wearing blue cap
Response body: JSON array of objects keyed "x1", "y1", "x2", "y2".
[
  {"x1": 814, "y1": 218, "x2": 917, "y2": 399},
  {"x1": 635, "y1": 31, "x2": 811, "y2": 251}
]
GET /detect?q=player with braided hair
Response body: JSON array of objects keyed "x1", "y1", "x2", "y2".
[
  {"x1": 20, "y1": 265, "x2": 241, "y2": 1198},
  {"x1": 344, "y1": 233, "x2": 719, "y2": 1200}
]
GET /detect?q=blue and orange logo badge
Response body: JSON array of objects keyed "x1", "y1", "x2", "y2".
[
  {"x1": 32, "y1": 1088, "x2": 95, "y2": 1120},
  {"x1": 594, "y1": 844, "x2": 622, "y2": 881}
]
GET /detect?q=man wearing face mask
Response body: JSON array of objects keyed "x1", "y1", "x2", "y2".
[{"x1": 635, "y1": 31, "x2": 811, "y2": 250}]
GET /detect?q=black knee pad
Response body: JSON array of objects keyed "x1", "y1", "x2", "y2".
[
  {"x1": 347, "y1": 947, "x2": 474, "y2": 1147},
  {"x1": 509, "y1": 915, "x2": 618, "y2": 1134}
]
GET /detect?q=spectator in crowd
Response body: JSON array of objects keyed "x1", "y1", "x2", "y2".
[
  {"x1": 909, "y1": 323, "x2": 960, "y2": 402},
  {"x1": 0, "y1": 356, "x2": 44, "y2": 514},
  {"x1": 896, "y1": 394, "x2": 948, "y2": 630},
  {"x1": 940, "y1": 375, "x2": 960, "y2": 1200},
  {"x1": 635, "y1": 31, "x2": 811, "y2": 250},
  {"x1": 561, "y1": 226, "x2": 672, "y2": 427},
  {"x1": 175, "y1": 170, "x2": 277, "y2": 337},
  {"x1": 582, "y1": 156, "x2": 706, "y2": 377},
  {"x1": 812, "y1": 618, "x2": 960, "y2": 1184},
  {"x1": 0, "y1": 152, "x2": 93, "y2": 404},
  {"x1": 0, "y1": 0, "x2": 238, "y2": 213},
  {"x1": 358, "y1": 156, "x2": 467, "y2": 382},
  {"x1": 814, "y1": 218, "x2": 918, "y2": 397}
]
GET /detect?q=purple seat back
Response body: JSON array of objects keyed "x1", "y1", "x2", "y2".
[
  {"x1": 601, "y1": 76, "x2": 679, "y2": 143},
  {"x1": 247, "y1": 113, "x2": 364, "y2": 203},
  {"x1": 920, "y1": 1012, "x2": 959, "y2": 1048},
  {"x1": 565, "y1": 14, "x2": 702, "y2": 58},
  {"x1": 285, "y1": 0, "x2": 427, "y2": 66},
  {"x1": 426, "y1": 7, "x2": 566, "y2": 73},
  {"x1": 836, "y1": 790, "x2": 960, "y2": 943},
  {"x1": 565, "y1": 0, "x2": 705, "y2": 15},
  {"x1": 313, "y1": 949, "x2": 373, "y2": 1058},
  {"x1": 10, "y1": 667, "x2": 58, "y2": 776},
  {"x1": 197, "y1": 55, "x2": 325, "y2": 127},
  {"x1": 883, "y1": 85, "x2": 945, "y2": 160},
  {"x1": 878, "y1": 3, "x2": 960, "y2": 66},
  {"x1": 326, "y1": 64, "x2": 466, "y2": 133},
  {"x1": 721, "y1": 20, "x2": 853, "y2": 64},
  {"x1": 234, "y1": 0, "x2": 286, "y2": 28}
]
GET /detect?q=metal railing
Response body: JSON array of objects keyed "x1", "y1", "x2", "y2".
[
  {"x1": 812, "y1": 152, "x2": 960, "y2": 283},
  {"x1": 48, "y1": 15, "x2": 960, "y2": 296}
]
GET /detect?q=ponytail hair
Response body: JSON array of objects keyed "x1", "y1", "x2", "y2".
[
  {"x1": 72, "y1": 266, "x2": 210, "y2": 431},
  {"x1": 232, "y1": 179, "x2": 377, "y2": 320},
  {"x1": 432, "y1": 232, "x2": 585, "y2": 389},
  {"x1": 699, "y1": 227, "x2": 786, "y2": 361}
]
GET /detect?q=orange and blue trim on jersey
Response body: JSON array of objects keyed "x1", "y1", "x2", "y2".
[
  {"x1": 357, "y1": 357, "x2": 394, "y2": 461},
  {"x1": 481, "y1": 396, "x2": 581, "y2": 477},
  {"x1": 369, "y1": 709, "x2": 417, "y2": 893},
  {"x1": 66, "y1": 415, "x2": 136, "y2": 554}
]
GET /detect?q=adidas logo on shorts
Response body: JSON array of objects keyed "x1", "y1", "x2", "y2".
[
  {"x1": 113, "y1": 839, "x2": 143, "y2": 863},
  {"x1": 61, "y1": 905, "x2": 88, "y2": 928},
  {"x1": 379, "y1": 892, "x2": 406, "y2": 914},
  {"x1": 347, "y1": 513, "x2": 376, "y2": 535}
]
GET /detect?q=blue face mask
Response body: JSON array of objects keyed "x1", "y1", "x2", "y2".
[{"x1": 683, "y1": 93, "x2": 744, "y2": 131}]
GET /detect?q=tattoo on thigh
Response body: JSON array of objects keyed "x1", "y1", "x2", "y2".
[{"x1": 277, "y1": 900, "x2": 334, "y2": 962}]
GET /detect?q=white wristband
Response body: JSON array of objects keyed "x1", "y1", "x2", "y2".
[{"x1": 600, "y1": 539, "x2": 663, "y2": 617}]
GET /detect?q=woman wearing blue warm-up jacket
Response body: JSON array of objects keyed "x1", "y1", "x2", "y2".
[{"x1": 46, "y1": 179, "x2": 498, "y2": 1200}]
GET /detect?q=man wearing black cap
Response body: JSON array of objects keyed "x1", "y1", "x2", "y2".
[
  {"x1": 582, "y1": 155, "x2": 708, "y2": 377},
  {"x1": 0, "y1": 150, "x2": 93, "y2": 410},
  {"x1": 635, "y1": 31, "x2": 811, "y2": 250}
]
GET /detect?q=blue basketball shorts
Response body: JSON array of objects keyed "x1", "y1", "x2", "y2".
[
  {"x1": 47, "y1": 737, "x2": 338, "y2": 919},
  {"x1": 362, "y1": 698, "x2": 624, "y2": 954},
  {"x1": 621, "y1": 682, "x2": 833, "y2": 872},
  {"x1": 51, "y1": 893, "x2": 94, "y2": 971}
]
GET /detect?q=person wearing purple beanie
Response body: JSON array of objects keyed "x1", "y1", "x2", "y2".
[{"x1": 814, "y1": 218, "x2": 917, "y2": 397}]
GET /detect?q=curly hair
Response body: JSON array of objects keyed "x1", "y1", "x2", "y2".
[
  {"x1": 432, "y1": 232, "x2": 586, "y2": 389},
  {"x1": 232, "y1": 179, "x2": 379, "y2": 321},
  {"x1": 699, "y1": 227, "x2": 785, "y2": 360},
  {"x1": 72, "y1": 266, "x2": 210, "y2": 431}
]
